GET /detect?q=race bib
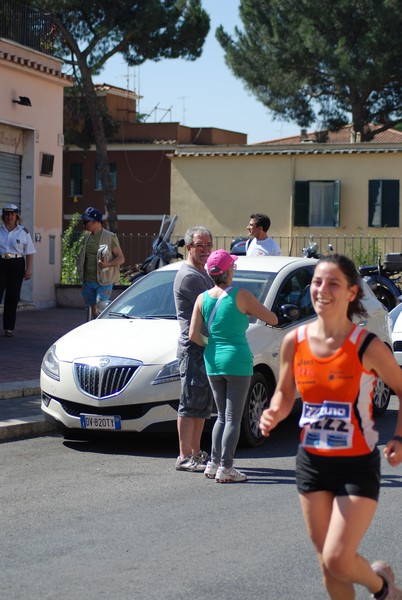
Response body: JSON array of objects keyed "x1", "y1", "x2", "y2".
[{"x1": 299, "y1": 401, "x2": 354, "y2": 450}]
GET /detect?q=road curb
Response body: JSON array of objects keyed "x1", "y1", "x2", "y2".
[
  {"x1": 0, "y1": 417, "x2": 56, "y2": 442},
  {"x1": 0, "y1": 380, "x2": 40, "y2": 400}
]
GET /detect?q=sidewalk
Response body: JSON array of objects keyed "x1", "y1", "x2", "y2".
[{"x1": 0, "y1": 306, "x2": 87, "y2": 441}]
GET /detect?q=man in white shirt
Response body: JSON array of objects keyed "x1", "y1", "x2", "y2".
[{"x1": 245, "y1": 213, "x2": 282, "y2": 256}]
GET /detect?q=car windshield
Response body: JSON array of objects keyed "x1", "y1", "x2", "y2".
[{"x1": 102, "y1": 268, "x2": 276, "y2": 320}]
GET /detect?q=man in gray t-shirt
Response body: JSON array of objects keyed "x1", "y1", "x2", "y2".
[{"x1": 173, "y1": 226, "x2": 214, "y2": 472}]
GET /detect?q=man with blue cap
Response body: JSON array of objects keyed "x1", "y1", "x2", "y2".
[{"x1": 76, "y1": 207, "x2": 125, "y2": 319}]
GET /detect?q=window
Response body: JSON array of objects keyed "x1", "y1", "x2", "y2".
[
  {"x1": 95, "y1": 163, "x2": 116, "y2": 190},
  {"x1": 40, "y1": 153, "x2": 54, "y2": 177},
  {"x1": 369, "y1": 180, "x2": 399, "y2": 227},
  {"x1": 294, "y1": 181, "x2": 340, "y2": 227},
  {"x1": 70, "y1": 163, "x2": 83, "y2": 196},
  {"x1": 273, "y1": 267, "x2": 316, "y2": 325}
]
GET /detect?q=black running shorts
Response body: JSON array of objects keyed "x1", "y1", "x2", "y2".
[{"x1": 296, "y1": 445, "x2": 381, "y2": 501}]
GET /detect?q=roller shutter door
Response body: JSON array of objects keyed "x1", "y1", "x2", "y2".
[{"x1": 0, "y1": 152, "x2": 21, "y2": 210}]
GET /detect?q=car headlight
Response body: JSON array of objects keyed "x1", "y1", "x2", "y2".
[
  {"x1": 41, "y1": 344, "x2": 60, "y2": 381},
  {"x1": 152, "y1": 360, "x2": 180, "y2": 385}
]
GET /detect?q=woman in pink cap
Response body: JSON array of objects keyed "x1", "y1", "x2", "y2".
[{"x1": 189, "y1": 249, "x2": 278, "y2": 482}]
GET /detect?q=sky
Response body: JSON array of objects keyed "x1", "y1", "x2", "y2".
[{"x1": 92, "y1": 0, "x2": 301, "y2": 144}]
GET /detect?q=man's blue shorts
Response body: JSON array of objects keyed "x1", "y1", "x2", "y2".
[{"x1": 82, "y1": 281, "x2": 113, "y2": 307}]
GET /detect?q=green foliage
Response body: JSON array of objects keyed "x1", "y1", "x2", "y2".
[
  {"x1": 35, "y1": 1, "x2": 210, "y2": 78},
  {"x1": 345, "y1": 236, "x2": 381, "y2": 268},
  {"x1": 217, "y1": 0, "x2": 402, "y2": 138},
  {"x1": 33, "y1": 0, "x2": 210, "y2": 232},
  {"x1": 60, "y1": 213, "x2": 84, "y2": 284}
]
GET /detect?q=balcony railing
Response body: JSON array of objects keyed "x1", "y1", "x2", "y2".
[{"x1": 0, "y1": 0, "x2": 57, "y2": 56}]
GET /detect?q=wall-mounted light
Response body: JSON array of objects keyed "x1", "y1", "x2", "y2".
[{"x1": 12, "y1": 96, "x2": 32, "y2": 107}]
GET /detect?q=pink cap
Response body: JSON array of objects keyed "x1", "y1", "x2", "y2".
[{"x1": 206, "y1": 249, "x2": 238, "y2": 277}]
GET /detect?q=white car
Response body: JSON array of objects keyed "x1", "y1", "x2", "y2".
[
  {"x1": 41, "y1": 256, "x2": 392, "y2": 447},
  {"x1": 389, "y1": 303, "x2": 402, "y2": 366}
]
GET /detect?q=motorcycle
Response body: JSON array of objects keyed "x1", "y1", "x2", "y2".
[
  {"x1": 359, "y1": 254, "x2": 402, "y2": 311},
  {"x1": 303, "y1": 237, "x2": 402, "y2": 311},
  {"x1": 302, "y1": 236, "x2": 333, "y2": 258},
  {"x1": 130, "y1": 214, "x2": 185, "y2": 283},
  {"x1": 230, "y1": 235, "x2": 249, "y2": 256}
]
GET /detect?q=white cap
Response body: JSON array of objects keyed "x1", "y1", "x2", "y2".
[{"x1": 2, "y1": 203, "x2": 19, "y2": 213}]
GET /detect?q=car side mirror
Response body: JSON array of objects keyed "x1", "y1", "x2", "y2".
[
  {"x1": 276, "y1": 303, "x2": 301, "y2": 325},
  {"x1": 98, "y1": 300, "x2": 111, "y2": 314}
]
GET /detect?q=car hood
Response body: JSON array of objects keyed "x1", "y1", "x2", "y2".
[{"x1": 52, "y1": 319, "x2": 180, "y2": 365}]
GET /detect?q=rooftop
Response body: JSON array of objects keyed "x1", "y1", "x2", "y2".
[{"x1": 261, "y1": 124, "x2": 402, "y2": 145}]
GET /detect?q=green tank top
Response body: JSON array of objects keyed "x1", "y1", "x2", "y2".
[{"x1": 202, "y1": 288, "x2": 253, "y2": 376}]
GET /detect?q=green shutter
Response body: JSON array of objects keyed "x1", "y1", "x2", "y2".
[
  {"x1": 294, "y1": 181, "x2": 310, "y2": 226},
  {"x1": 333, "y1": 180, "x2": 340, "y2": 227},
  {"x1": 368, "y1": 179, "x2": 381, "y2": 227},
  {"x1": 381, "y1": 180, "x2": 399, "y2": 227}
]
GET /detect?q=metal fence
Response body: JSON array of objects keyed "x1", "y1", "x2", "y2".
[
  {"x1": 0, "y1": 0, "x2": 57, "y2": 56},
  {"x1": 61, "y1": 232, "x2": 402, "y2": 284},
  {"x1": 118, "y1": 233, "x2": 402, "y2": 269}
]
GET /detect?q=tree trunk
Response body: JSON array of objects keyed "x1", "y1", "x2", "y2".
[
  {"x1": 53, "y1": 17, "x2": 118, "y2": 232},
  {"x1": 78, "y1": 62, "x2": 118, "y2": 232}
]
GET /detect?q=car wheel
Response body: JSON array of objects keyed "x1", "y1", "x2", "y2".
[
  {"x1": 374, "y1": 286, "x2": 396, "y2": 311},
  {"x1": 373, "y1": 376, "x2": 391, "y2": 416},
  {"x1": 239, "y1": 372, "x2": 274, "y2": 448}
]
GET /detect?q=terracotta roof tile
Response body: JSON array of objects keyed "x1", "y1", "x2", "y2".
[{"x1": 261, "y1": 124, "x2": 402, "y2": 145}]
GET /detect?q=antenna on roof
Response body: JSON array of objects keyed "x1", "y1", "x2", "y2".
[
  {"x1": 179, "y1": 96, "x2": 188, "y2": 124},
  {"x1": 144, "y1": 103, "x2": 173, "y2": 122}
]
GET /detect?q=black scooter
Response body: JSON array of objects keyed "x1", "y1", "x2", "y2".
[
  {"x1": 359, "y1": 254, "x2": 402, "y2": 311},
  {"x1": 130, "y1": 214, "x2": 184, "y2": 283},
  {"x1": 302, "y1": 236, "x2": 333, "y2": 258},
  {"x1": 303, "y1": 237, "x2": 402, "y2": 310}
]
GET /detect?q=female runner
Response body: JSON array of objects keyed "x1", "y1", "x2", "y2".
[{"x1": 260, "y1": 254, "x2": 402, "y2": 599}]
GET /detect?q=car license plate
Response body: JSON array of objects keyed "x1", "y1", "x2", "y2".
[{"x1": 80, "y1": 414, "x2": 122, "y2": 430}]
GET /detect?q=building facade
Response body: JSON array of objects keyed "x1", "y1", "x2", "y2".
[
  {"x1": 63, "y1": 84, "x2": 247, "y2": 250},
  {"x1": 170, "y1": 135, "x2": 402, "y2": 257},
  {"x1": 0, "y1": 8, "x2": 71, "y2": 307}
]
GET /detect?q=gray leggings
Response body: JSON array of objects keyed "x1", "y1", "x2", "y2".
[{"x1": 208, "y1": 374, "x2": 251, "y2": 469}]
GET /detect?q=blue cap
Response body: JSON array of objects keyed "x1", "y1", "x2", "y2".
[{"x1": 80, "y1": 207, "x2": 103, "y2": 223}]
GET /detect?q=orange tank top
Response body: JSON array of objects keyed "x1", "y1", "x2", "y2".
[{"x1": 294, "y1": 323, "x2": 378, "y2": 456}]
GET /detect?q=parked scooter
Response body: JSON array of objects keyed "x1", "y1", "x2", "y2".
[
  {"x1": 359, "y1": 254, "x2": 402, "y2": 311},
  {"x1": 230, "y1": 235, "x2": 249, "y2": 255},
  {"x1": 303, "y1": 237, "x2": 402, "y2": 311},
  {"x1": 302, "y1": 236, "x2": 333, "y2": 259},
  {"x1": 130, "y1": 214, "x2": 184, "y2": 283}
]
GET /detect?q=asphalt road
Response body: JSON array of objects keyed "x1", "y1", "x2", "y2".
[{"x1": 2, "y1": 401, "x2": 402, "y2": 600}]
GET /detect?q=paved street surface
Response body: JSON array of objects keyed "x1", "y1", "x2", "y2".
[
  {"x1": 0, "y1": 306, "x2": 85, "y2": 384},
  {"x1": 1, "y1": 404, "x2": 402, "y2": 600},
  {"x1": 0, "y1": 306, "x2": 85, "y2": 440},
  {"x1": 0, "y1": 306, "x2": 402, "y2": 598}
]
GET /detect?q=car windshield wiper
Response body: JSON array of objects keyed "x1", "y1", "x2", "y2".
[
  {"x1": 107, "y1": 312, "x2": 177, "y2": 320},
  {"x1": 142, "y1": 315, "x2": 177, "y2": 320}
]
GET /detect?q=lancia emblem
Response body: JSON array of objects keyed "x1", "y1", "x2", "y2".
[{"x1": 99, "y1": 357, "x2": 110, "y2": 368}]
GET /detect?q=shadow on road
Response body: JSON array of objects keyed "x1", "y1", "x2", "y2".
[{"x1": 60, "y1": 401, "x2": 401, "y2": 467}]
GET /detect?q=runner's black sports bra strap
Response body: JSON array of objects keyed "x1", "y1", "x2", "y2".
[{"x1": 358, "y1": 332, "x2": 377, "y2": 362}]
